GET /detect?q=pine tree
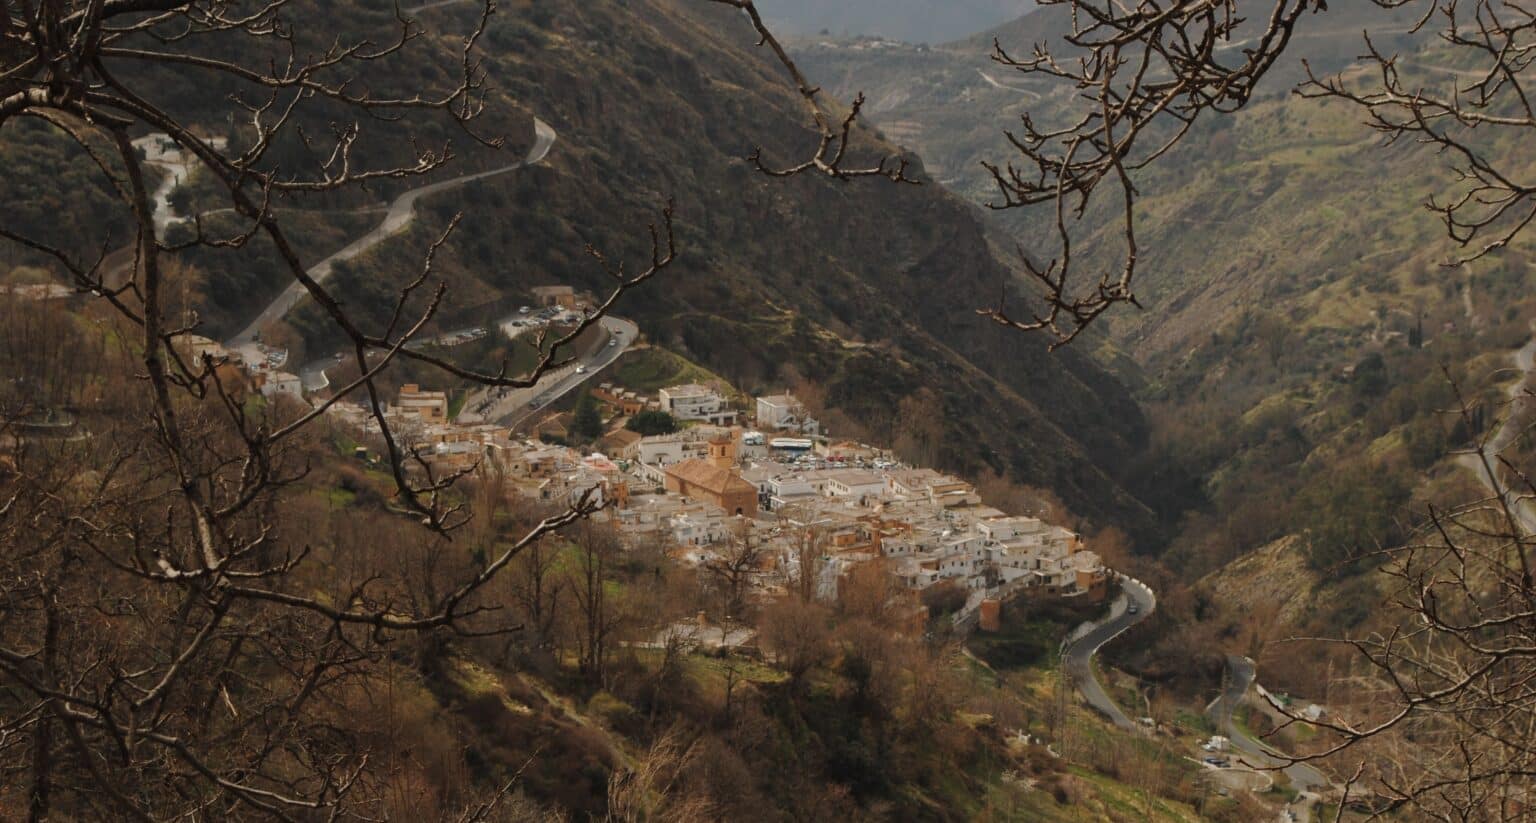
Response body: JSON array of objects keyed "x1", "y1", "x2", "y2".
[{"x1": 572, "y1": 391, "x2": 604, "y2": 441}]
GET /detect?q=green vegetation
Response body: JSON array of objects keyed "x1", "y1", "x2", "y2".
[
  {"x1": 4, "y1": 0, "x2": 1168, "y2": 541},
  {"x1": 969, "y1": 614, "x2": 1064, "y2": 671},
  {"x1": 625, "y1": 409, "x2": 678, "y2": 435},
  {"x1": 0, "y1": 119, "x2": 133, "y2": 272},
  {"x1": 4, "y1": 2, "x2": 1429, "y2": 820},
  {"x1": 571, "y1": 391, "x2": 604, "y2": 441},
  {"x1": 608, "y1": 347, "x2": 727, "y2": 395},
  {"x1": 797, "y1": 14, "x2": 1533, "y2": 576}
]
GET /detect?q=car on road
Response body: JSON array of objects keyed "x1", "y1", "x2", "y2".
[
  {"x1": 1127, "y1": 603, "x2": 1139, "y2": 614},
  {"x1": 575, "y1": 366, "x2": 587, "y2": 374},
  {"x1": 529, "y1": 400, "x2": 540, "y2": 409},
  {"x1": 608, "y1": 339, "x2": 618, "y2": 347},
  {"x1": 519, "y1": 306, "x2": 530, "y2": 313}
]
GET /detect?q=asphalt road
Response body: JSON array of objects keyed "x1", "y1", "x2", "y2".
[
  {"x1": 1062, "y1": 576, "x2": 1156, "y2": 729},
  {"x1": 1210, "y1": 655, "x2": 1329, "y2": 812},
  {"x1": 227, "y1": 117, "x2": 557, "y2": 348},
  {"x1": 135, "y1": 137, "x2": 190, "y2": 239},
  {"x1": 456, "y1": 316, "x2": 639, "y2": 429},
  {"x1": 299, "y1": 319, "x2": 511, "y2": 392},
  {"x1": 1458, "y1": 328, "x2": 1536, "y2": 533}
]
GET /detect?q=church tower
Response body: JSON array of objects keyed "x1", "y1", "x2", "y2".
[{"x1": 707, "y1": 433, "x2": 736, "y2": 469}]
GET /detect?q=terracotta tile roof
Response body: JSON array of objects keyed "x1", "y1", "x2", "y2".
[
  {"x1": 600, "y1": 429, "x2": 643, "y2": 449},
  {"x1": 664, "y1": 459, "x2": 755, "y2": 496}
]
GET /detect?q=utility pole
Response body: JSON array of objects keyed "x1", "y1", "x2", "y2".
[{"x1": 1052, "y1": 641, "x2": 1072, "y2": 760}]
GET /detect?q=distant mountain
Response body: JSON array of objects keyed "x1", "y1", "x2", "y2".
[
  {"x1": 755, "y1": 0, "x2": 1033, "y2": 44},
  {"x1": 794, "y1": 0, "x2": 1434, "y2": 352},
  {"x1": 795, "y1": 0, "x2": 1536, "y2": 585}
]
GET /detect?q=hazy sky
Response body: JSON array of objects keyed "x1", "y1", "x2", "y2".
[{"x1": 754, "y1": 0, "x2": 1034, "y2": 45}]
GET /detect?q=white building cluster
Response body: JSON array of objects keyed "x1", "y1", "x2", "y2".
[{"x1": 317, "y1": 381, "x2": 1109, "y2": 614}]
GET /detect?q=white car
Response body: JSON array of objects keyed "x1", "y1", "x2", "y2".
[
  {"x1": 608, "y1": 339, "x2": 619, "y2": 347},
  {"x1": 575, "y1": 366, "x2": 587, "y2": 374}
]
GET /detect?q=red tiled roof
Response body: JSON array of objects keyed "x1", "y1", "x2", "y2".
[{"x1": 664, "y1": 459, "x2": 754, "y2": 496}]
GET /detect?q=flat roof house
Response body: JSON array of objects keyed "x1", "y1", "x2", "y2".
[
  {"x1": 659, "y1": 383, "x2": 737, "y2": 425},
  {"x1": 396, "y1": 384, "x2": 449, "y2": 421}
]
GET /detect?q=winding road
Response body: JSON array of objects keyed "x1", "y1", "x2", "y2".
[
  {"x1": 1210, "y1": 655, "x2": 1328, "y2": 819},
  {"x1": 1188, "y1": 327, "x2": 1536, "y2": 821},
  {"x1": 976, "y1": 69, "x2": 1041, "y2": 100},
  {"x1": 406, "y1": 0, "x2": 475, "y2": 12},
  {"x1": 132, "y1": 133, "x2": 229, "y2": 239},
  {"x1": 1062, "y1": 576, "x2": 1157, "y2": 729},
  {"x1": 227, "y1": 118, "x2": 558, "y2": 349},
  {"x1": 198, "y1": 108, "x2": 638, "y2": 419},
  {"x1": 1457, "y1": 327, "x2": 1536, "y2": 533}
]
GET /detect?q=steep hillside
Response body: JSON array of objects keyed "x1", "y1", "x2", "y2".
[
  {"x1": 793, "y1": 2, "x2": 1536, "y2": 565},
  {"x1": 0, "y1": 0, "x2": 1170, "y2": 536},
  {"x1": 249, "y1": 0, "x2": 1163, "y2": 537},
  {"x1": 797, "y1": 0, "x2": 1425, "y2": 209},
  {"x1": 0, "y1": 283, "x2": 1215, "y2": 820}
]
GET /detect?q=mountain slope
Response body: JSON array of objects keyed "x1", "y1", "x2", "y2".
[
  {"x1": 754, "y1": 0, "x2": 1033, "y2": 44},
  {"x1": 11, "y1": 0, "x2": 1160, "y2": 537},
  {"x1": 796, "y1": 0, "x2": 1428, "y2": 217},
  {"x1": 792, "y1": 2, "x2": 1536, "y2": 575},
  {"x1": 431, "y1": 0, "x2": 1161, "y2": 535}
]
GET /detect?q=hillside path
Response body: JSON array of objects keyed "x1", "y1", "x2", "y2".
[{"x1": 228, "y1": 118, "x2": 556, "y2": 349}]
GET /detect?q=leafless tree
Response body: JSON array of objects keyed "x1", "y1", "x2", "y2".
[
  {"x1": 603, "y1": 726, "x2": 715, "y2": 823},
  {"x1": 568, "y1": 520, "x2": 628, "y2": 687},
  {"x1": 757, "y1": 597, "x2": 833, "y2": 684},
  {"x1": 0, "y1": 1, "x2": 683, "y2": 816},
  {"x1": 507, "y1": 528, "x2": 567, "y2": 660},
  {"x1": 970, "y1": 0, "x2": 1536, "y2": 345},
  {"x1": 971, "y1": 0, "x2": 1536, "y2": 346},
  {"x1": 705, "y1": 520, "x2": 764, "y2": 619},
  {"x1": 716, "y1": 0, "x2": 1534, "y2": 347},
  {"x1": 702, "y1": 1, "x2": 919, "y2": 183},
  {"x1": 708, "y1": 18, "x2": 1536, "y2": 809},
  {"x1": 1298, "y1": 4, "x2": 1536, "y2": 262},
  {"x1": 1263, "y1": 392, "x2": 1536, "y2": 819},
  {"x1": 774, "y1": 503, "x2": 827, "y2": 602}
]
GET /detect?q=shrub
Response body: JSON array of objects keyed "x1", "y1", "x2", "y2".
[{"x1": 625, "y1": 410, "x2": 678, "y2": 436}]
